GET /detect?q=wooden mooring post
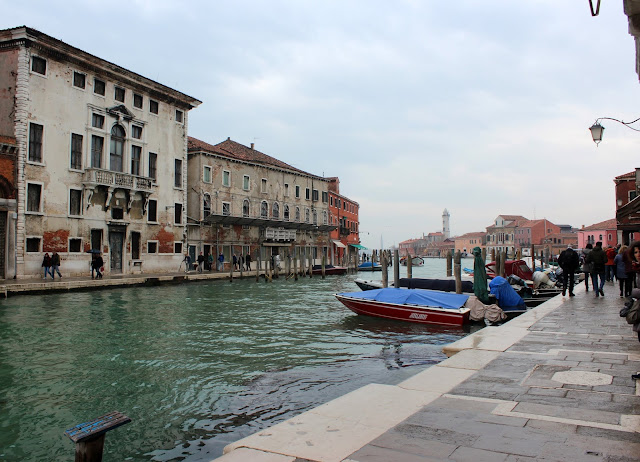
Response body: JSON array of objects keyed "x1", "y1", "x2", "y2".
[
  {"x1": 381, "y1": 251, "x2": 389, "y2": 288},
  {"x1": 393, "y1": 249, "x2": 400, "y2": 287},
  {"x1": 293, "y1": 256, "x2": 298, "y2": 281},
  {"x1": 454, "y1": 250, "x2": 462, "y2": 294},
  {"x1": 407, "y1": 253, "x2": 413, "y2": 279},
  {"x1": 446, "y1": 250, "x2": 452, "y2": 277},
  {"x1": 321, "y1": 255, "x2": 326, "y2": 279},
  {"x1": 256, "y1": 257, "x2": 260, "y2": 282},
  {"x1": 65, "y1": 411, "x2": 131, "y2": 462}
]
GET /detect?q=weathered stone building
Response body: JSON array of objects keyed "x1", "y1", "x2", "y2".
[
  {"x1": 0, "y1": 26, "x2": 201, "y2": 278},
  {"x1": 186, "y1": 137, "x2": 335, "y2": 268}
]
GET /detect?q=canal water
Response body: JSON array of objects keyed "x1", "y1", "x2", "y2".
[{"x1": 0, "y1": 258, "x2": 475, "y2": 461}]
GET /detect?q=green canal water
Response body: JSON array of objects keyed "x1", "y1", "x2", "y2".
[{"x1": 0, "y1": 259, "x2": 473, "y2": 461}]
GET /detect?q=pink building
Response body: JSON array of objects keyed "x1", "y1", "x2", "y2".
[{"x1": 577, "y1": 219, "x2": 617, "y2": 249}]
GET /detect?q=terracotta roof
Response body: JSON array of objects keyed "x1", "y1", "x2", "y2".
[
  {"x1": 615, "y1": 171, "x2": 634, "y2": 180},
  {"x1": 188, "y1": 137, "x2": 323, "y2": 179},
  {"x1": 456, "y1": 232, "x2": 486, "y2": 238},
  {"x1": 582, "y1": 218, "x2": 617, "y2": 231},
  {"x1": 499, "y1": 215, "x2": 528, "y2": 221}
]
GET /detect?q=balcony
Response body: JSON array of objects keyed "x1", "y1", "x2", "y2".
[
  {"x1": 339, "y1": 226, "x2": 351, "y2": 237},
  {"x1": 202, "y1": 211, "x2": 336, "y2": 232},
  {"x1": 83, "y1": 168, "x2": 154, "y2": 193}
]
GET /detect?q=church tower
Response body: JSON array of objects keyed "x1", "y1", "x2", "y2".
[{"x1": 442, "y1": 209, "x2": 450, "y2": 239}]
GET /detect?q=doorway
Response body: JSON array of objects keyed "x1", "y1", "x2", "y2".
[{"x1": 109, "y1": 231, "x2": 124, "y2": 273}]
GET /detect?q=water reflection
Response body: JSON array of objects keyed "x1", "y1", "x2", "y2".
[{"x1": 0, "y1": 261, "x2": 472, "y2": 461}]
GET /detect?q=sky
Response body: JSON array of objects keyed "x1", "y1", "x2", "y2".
[{"x1": 3, "y1": 1, "x2": 640, "y2": 249}]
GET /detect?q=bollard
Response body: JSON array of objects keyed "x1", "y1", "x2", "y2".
[{"x1": 65, "y1": 411, "x2": 131, "y2": 462}]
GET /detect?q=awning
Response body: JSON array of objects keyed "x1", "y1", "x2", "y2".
[
  {"x1": 350, "y1": 244, "x2": 367, "y2": 250},
  {"x1": 332, "y1": 240, "x2": 346, "y2": 248}
]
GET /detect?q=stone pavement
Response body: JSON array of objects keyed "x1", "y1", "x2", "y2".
[
  {"x1": 0, "y1": 268, "x2": 263, "y2": 297},
  {"x1": 215, "y1": 282, "x2": 640, "y2": 462}
]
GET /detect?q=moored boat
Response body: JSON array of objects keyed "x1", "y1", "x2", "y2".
[
  {"x1": 335, "y1": 288, "x2": 471, "y2": 326},
  {"x1": 311, "y1": 264, "x2": 348, "y2": 275},
  {"x1": 400, "y1": 256, "x2": 425, "y2": 267},
  {"x1": 357, "y1": 262, "x2": 382, "y2": 271}
]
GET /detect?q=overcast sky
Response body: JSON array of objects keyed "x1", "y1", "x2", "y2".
[{"x1": 3, "y1": 1, "x2": 639, "y2": 249}]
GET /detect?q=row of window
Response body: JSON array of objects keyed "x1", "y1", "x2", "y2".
[
  {"x1": 25, "y1": 236, "x2": 184, "y2": 254},
  {"x1": 203, "y1": 197, "x2": 329, "y2": 225},
  {"x1": 203, "y1": 166, "x2": 329, "y2": 202},
  {"x1": 26, "y1": 183, "x2": 184, "y2": 225},
  {"x1": 330, "y1": 196, "x2": 358, "y2": 214},
  {"x1": 31, "y1": 55, "x2": 184, "y2": 122},
  {"x1": 29, "y1": 122, "x2": 171, "y2": 186}
]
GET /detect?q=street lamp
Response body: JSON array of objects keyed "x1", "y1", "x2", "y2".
[{"x1": 589, "y1": 117, "x2": 640, "y2": 145}]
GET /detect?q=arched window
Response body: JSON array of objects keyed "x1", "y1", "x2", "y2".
[
  {"x1": 305, "y1": 208, "x2": 310, "y2": 223},
  {"x1": 295, "y1": 207, "x2": 300, "y2": 222},
  {"x1": 322, "y1": 211, "x2": 328, "y2": 225},
  {"x1": 261, "y1": 201, "x2": 268, "y2": 218},
  {"x1": 110, "y1": 124, "x2": 125, "y2": 172},
  {"x1": 203, "y1": 193, "x2": 211, "y2": 218},
  {"x1": 272, "y1": 202, "x2": 280, "y2": 219},
  {"x1": 313, "y1": 210, "x2": 317, "y2": 225},
  {"x1": 284, "y1": 204, "x2": 290, "y2": 221},
  {"x1": 243, "y1": 199, "x2": 250, "y2": 217}
]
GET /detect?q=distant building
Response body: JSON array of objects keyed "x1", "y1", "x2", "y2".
[
  {"x1": 541, "y1": 233, "x2": 578, "y2": 258},
  {"x1": 514, "y1": 219, "x2": 560, "y2": 250},
  {"x1": 327, "y1": 177, "x2": 361, "y2": 264},
  {"x1": 442, "y1": 209, "x2": 450, "y2": 239},
  {"x1": 454, "y1": 232, "x2": 486, "y2": 255},
  {"x1": 577, "y1": 219, "x2": 617, "y2": 249},
  {"x1": 485, "y1": 215, "x2": 528, "y2": 256}
]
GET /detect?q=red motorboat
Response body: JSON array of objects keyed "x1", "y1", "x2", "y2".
[
  {"x1": 335, "y1": 288, "x2": 471, "y2": 326},
  {"x1": 485, "y1": 259, "x2": 534, "y2": 282},
  {"x1": 311, "y1": 264, "x2": 348, "y2": 275}
]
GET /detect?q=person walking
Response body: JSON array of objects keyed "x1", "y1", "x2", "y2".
[
  {"x1": 91, "y1": 253, "x2": 104, "y2": 279},
  {"x1": 207, "y1": 253, "x2": 214, "y2": 271},
  {"x1": 232, "y1": 254, "x2": 238, "y2": 271},
  {"x1": 558, "y1": 245, "x2": 579, "y2": 296},
  {"x1": 582, "y1": 243, "x2": 593, "y2": 292},
  {"x1": 217, "y1": 252, "x2": 224, "y2": 271},
  {"x1": 605, "y1": 245, "x2": 617, "y2": 282},
  {"x1": 197, "y1": 252, "x2": 205, "y2": 273},
  {"x1": 51, "y1": 252, "x2": 62, "y2": 279},
  {"x1": 586, "y1": 241, "x2": 607, "y2": 297},
  {"x1": 614, "y1": 245, "x2": 631, "y2": 297},
  {"x1": 245, "y1": 253, "x2": 252, "y2": 271},
  {"x1": 42, "y1": 252, "x2": 53, "y2": 279}
]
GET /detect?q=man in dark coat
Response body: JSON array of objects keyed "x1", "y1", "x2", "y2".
[
  {"x1": 586, "y1": 241, "x2": 607, "y2": 297},
  {"x1": 558, "y1": 245, "x2": 580, "y2": 296}
]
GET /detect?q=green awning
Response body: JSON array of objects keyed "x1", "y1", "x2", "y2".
[{"x1": 349, "y1": 244, "x2": 367, "y2": 250}]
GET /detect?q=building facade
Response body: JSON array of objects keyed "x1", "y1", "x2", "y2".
[
  {"x1": 0, "y1": 26, "x2": 201, "y2": 278},
  {"x1": 327, "y1": 177, "x2": 361, "y2": 265},
  {"x1": 614, "y1": 170, "x2": 640, "y2": 244},
  {"x1": 577, "y1": 219, "x2": 618, "y2": 249},
  {"x1": 513, "y1": 219, "x2": 561, "y2": 250},
  {"x1": 186, "y1": 137, "x2": 335, "y2": 268},
  {"x1": 485, "y1": 215, "x2": 528, "y2": 256},
  {"x1": 454, "y1": 232, "x2": 486, "y2": 255}
]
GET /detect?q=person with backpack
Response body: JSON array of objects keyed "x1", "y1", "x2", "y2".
[
  {"x1": 582, "y1": 243, "x2": 593, "y2": 292},
  {"x1": 586, "y1": 241, "x2": 607, "y2": 297},
  {"x1": 558, "y1": 245, "x2": 580, "y2": 296}
]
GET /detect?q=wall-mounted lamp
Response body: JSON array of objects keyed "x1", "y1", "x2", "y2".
[
  {"x1": 589, "y1": 0, "x2": 600, "y2": 16},
  {"x1": 589, "y1": 116, "x2": 640, "y2": 145}
]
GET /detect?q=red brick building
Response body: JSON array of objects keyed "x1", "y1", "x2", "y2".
[
  {"x1": 614, "y1": 170, "x2": 640, "y2": 244},
  {"x1": 514, "y1": 219, "x2": 560, "y2": 250},
  {"x1": 327, "y1": 177, "x2": 361, "y2": 264}
]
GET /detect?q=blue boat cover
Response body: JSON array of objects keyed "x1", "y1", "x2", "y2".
[
  {"x1": 358, "y1": 262, "x2": 381, "y2": 268},
  {"x1": 489, "y1": 276, "x2": 525, "y2": 308},
  {"x1": 338, "y1": 288, "x2": 469, "y2": 309}
]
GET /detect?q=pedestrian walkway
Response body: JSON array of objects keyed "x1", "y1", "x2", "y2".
[
  {"x1": 215, "y1": 282, "x2": 640, "y2": 462},
  {"x1": 0, "y1": 268, "x2": 263, "y2": 298}
]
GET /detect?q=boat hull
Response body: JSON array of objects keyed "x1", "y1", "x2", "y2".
[
  {"x1": 311, "y1": 266, "x2": 348, "y2": 275},
  {"x1": 335, "y1": 294, "x2": 470, "y2": 326}
]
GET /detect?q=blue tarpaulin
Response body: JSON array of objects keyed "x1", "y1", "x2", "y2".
[
  {"x1": 489, "y1": 276, "x2": 525, "y2": 308},
  {"x1": 337, "y1": 288, "x2": 469, "y2": 309}
]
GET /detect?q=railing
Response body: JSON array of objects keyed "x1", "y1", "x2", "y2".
[
  {"x1": 265, "y1": 227, "x2": 297, "y2": 241},
  {"x1": 339, "y1": 226, "x2": 351, "y2": 237},
  {"x1": 84, "y1": 168, "x2": 153, "y2": 192}
]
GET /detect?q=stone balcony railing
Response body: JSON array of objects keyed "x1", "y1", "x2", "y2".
[{"x1": 83, "y1": 168, "x2": 154, "y2": 192}]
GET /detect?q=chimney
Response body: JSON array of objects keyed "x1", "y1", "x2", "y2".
[{"x1": 250, "y1": 143, "x2": 254, "y2": 150}]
